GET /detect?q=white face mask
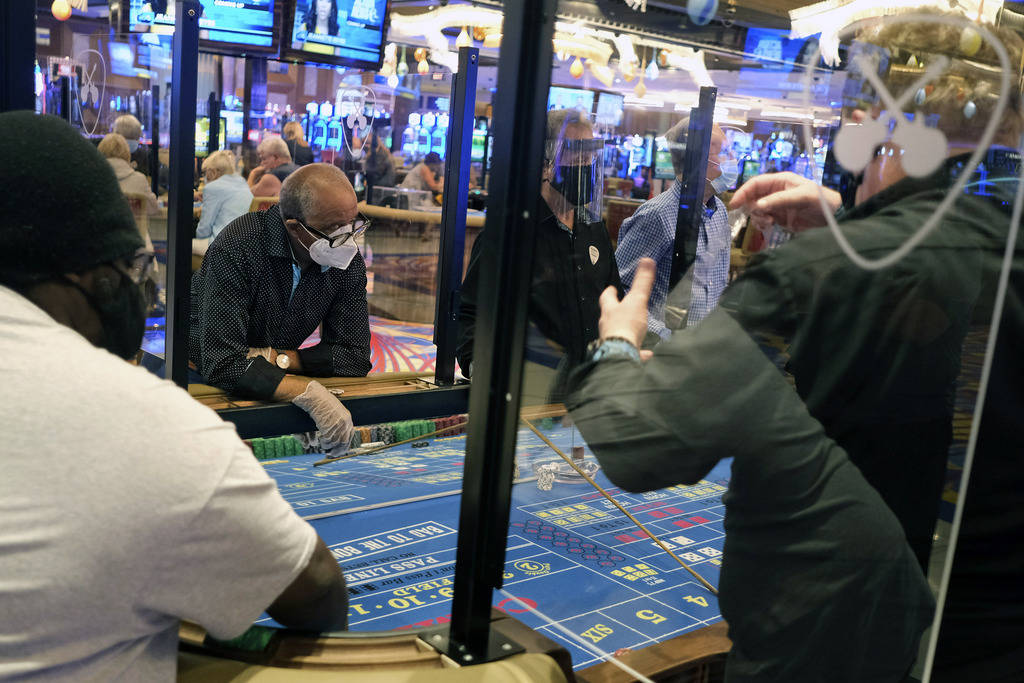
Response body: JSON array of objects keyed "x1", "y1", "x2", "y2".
[
  {"x1": 710, "y1": 159, "x2": 740, "y2": 195},
  {"x1": 308, "y1": 232, "x2": 359, "y2": 269},
  {"x1": 127, "y1": 139, "x2": 139, "y2": 153}
]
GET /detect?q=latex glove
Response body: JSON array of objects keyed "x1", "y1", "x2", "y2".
[{"x1": 292, "y1": 381, "x2": 354, "y2": 458}]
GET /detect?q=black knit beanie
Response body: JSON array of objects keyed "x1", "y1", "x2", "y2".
[{"x1": 0, "y1": 111, "x2": 144, "y2": 286}]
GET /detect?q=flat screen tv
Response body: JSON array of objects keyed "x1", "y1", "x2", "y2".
[
  {"x1": 128, "y1": 0, "x2": 279, "y2": 55},
  {"x1": 742, "y1": 27, "x2": 808, "y2": 72},
  {"x1": 107, "y1": 41, "x2": 137, "y2": 77},
  {"x1": 595, "y1": 91, "x2": 624, "y2": 126},
  {"x1": 136, "y1": 34, "x2": 172, "y2": 70},
  {"x1": 547, "y1": 86, "x2": 595, "y2": 113},
  {"x1": 653, "y1": 145, "x2": 675, "y2": 180},
  {"x1": 739, "y1": 158, "x2": 761, "y2": 185},
  {"x1": 195, "y1": 116, "x2": 227, "y2": 156},
  {"x1": 283, "y1": 0, "x2": 390, "y2": 69}
]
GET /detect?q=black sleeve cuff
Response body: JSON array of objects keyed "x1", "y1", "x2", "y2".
[
  {"x1": 297, "y1": 344, "x2": 335, "y2": 377},
  {"x1": 235, "y1": 356, "x2": 288, "y2": 399}
]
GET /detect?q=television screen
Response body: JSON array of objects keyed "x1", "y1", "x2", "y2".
[
  {"x1": 129, "y1": 0, "x2": 278, "y2": 53},
  {"x1": 287, "y1": 0, "x2": 390, "y2": 69},
  {"x1": 471, "y1": 129, "x2": 486, "y2": 162},
  {"x1": 595, "y1": 92, "x2": 624, "y2": 126},
  {"x1": 108, "y1": 41, "x2": 136, "y2": 77},
  {"x1": 742, "y1": 27, "x2": 808, "y2": 71},
  {"x1": 224, "y1": 110, "x2": 244, "y2": 143},
  {"x1": 136, "y1": 34, "x2": 172, "y2": 70},
  {"x1": 195, "y1": 116, "x2": 227, "y2": 156},
  {"x1": 195, "y1": 117, "x2": 210, "y2": 156},
  {"x1": 653, "y1": 146, "x2": 675, "y2": 180},
  {"x1": 547, "y1": 86, "x2": 595, "y2": 113},
  {"x1": 739, "y1": 158, "x2": 761, "y2": 185}
]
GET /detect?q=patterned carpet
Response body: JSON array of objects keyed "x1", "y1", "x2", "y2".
[{"x1": 302, "y1": 316, "x2": 441, "y2": 375}]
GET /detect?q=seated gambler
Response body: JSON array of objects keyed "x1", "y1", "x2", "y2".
[
  {"x1": 0, "y1": 112, "x2": 349, "y2": 679},
  {"x1": 190, "y1": 163, "x2": 371, "y2": 457}
]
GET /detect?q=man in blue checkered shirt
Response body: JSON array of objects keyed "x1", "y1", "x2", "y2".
[{"x1": 616, "y1": 118, "x2": 731, "y2": 340}]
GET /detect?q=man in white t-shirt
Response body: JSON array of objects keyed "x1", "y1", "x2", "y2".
[{"x1": 0, "y1": 111, "x2": 350, "y2": 681}]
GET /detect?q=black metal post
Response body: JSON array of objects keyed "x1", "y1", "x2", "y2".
[
  {"x1": 208, "y1": 91, "x2": 220, "y2": 154},
  {"x1": 243, "y1": 59, "x2": 254, "y2": 156},
  {"x1": 59, "y1": 76, "x2": 72, "y2": 125},
  {"x1": 669, "y1": 86, "x2": 717, "y2": 291},
  {"x1": 150, "y1": 84, "x2": 161, "y2": 195},
  {"x1": 447, "y1": 0, "x2": 556, "y2": 663},
  {"x1": 165, "y1": 0, "x2": 202, "y2": 387},
  {"x1": 242, "y1": 57, "x2": 267, "y2": 160},
  {"x1": 433, "y1": 47, "x2": 479, "y2": 385},
  {"x1": 0, "y1": 1, "x2": 35, "y2": 113},
  {"x1": 481, "y1": 131, "x2": 491, "y2": 190}
]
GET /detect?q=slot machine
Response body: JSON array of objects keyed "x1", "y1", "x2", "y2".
[
  {"x1": 326, "y1": 118, "x2": 344, "y2": 154},
  {"x1": 403, "y1": 112, "x2": 422, "y2": 158},
  {"x1": 432, "y1": 113, "x2": 448, "y2": 158},
  {"x1": 418, "y1": 113, "x2": 435, "y2": 158}
]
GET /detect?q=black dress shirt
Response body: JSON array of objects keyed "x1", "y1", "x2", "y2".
[
  {"x1": 190, "y1": 206, "x2": 371, "y2": 398},
  {"x1": 458, "y1": 201, "x2": 622, "y2": 372}
]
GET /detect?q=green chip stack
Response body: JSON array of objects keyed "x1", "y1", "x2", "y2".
[
  {"x1": 206, "y1": 624, "x2": 276, "y2": 652},
  {"x1": 248, "y1": 436, "x2": 304, "y2": 460}
]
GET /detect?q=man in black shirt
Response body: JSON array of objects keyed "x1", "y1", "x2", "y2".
[
  {"x1": 458, "y1": 109, "x2": 621, "y2": 393},
  {"x1": 191, "y1": 163, "x2": 371, "y2": 455}
]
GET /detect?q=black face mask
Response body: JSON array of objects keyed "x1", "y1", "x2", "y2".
[
  {"x1": 550, "y1": 165, "x2": 595, "y2": 208},
  {"x1": 66, "y1": 272, "x2": 147, "y2": 360}
]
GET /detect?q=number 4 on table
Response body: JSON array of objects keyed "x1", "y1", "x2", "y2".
[{"x1": 684, "y1": 595, "x2": 709, "y2": 608}]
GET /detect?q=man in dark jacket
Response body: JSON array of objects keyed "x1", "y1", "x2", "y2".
[
  {"x1": 568, "y1": 15, "x2": 1024, "y2": 681},
  {"x1": 458, "y1": 109, "x2": 621, "y2": 395},
  {"x1": 191, "y1": 163, "x2": 370, "y2": 457}
]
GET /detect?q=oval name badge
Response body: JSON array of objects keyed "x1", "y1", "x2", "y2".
[{"x1": 589, "y1": 245, "x2": 600, "y2": 265}]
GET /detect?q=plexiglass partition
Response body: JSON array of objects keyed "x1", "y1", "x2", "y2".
[{"x1": 483, "y1": 5, "x2": 1024, "y2": 681}]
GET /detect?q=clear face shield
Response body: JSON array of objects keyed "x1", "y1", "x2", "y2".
[{"x1": 546, "y1": 136, "x2": 605, "y2": 224}]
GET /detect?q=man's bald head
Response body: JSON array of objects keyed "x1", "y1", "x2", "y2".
[{"x1": 279, "y1": 163, "x2": 356, "y2": 225}]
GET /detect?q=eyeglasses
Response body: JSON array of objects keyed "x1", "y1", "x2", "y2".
[
  {"x1": 115, "y1": 250, "x2": 157, "y2": 285},
  {"x1": 297, "y1": 213, "x2": 371, "y2": 247}
]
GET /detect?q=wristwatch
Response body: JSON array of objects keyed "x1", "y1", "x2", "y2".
[
  {"x1": 276, "y1": 352, "x2": 291, "y2": 370},
  {"x1": 586, "y1": 336, "x2": 641, "y2": 363}
]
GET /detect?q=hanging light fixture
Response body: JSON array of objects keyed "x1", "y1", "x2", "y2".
[
  {"x1": 456, "y1": 26, "x2": 472, "y2": 49},
  {"x1": 397, "y1": 46, "x2": 409, "y2": 76},
  {"x1": 51, "y1": 0, "x2": 72, "y2": 20},
  {"x1": 570, "y1": 56, "x2": 584, "y2": 79},
  {"x1": 417, "y1": 59, "x2": 430, "y2": 75},
  {"x1": 646, "y1": 49, "x2": 660, "y2": 80},
  {"x1": 634, "y1": 53, "x2": 648, "y2": 98}
]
